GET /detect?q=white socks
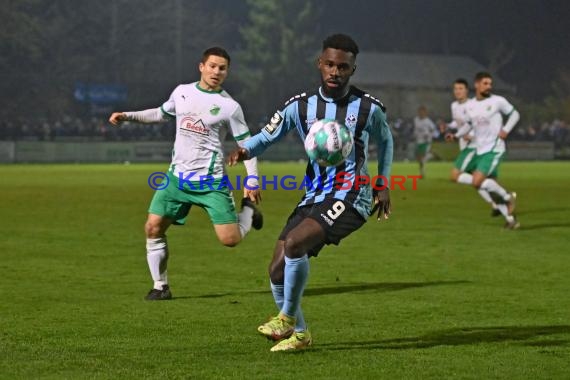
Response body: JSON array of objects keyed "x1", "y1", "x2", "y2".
[
  {"x1": 238, "y1": 206, "x2": 253, "y2": 238},
  {"x1": 146, "y1": 237, "x2": 169, "y2": 290},
  {"x1": 477, "y1": 188, "x2": 498, "y2": 211},
  {"x1": 457, "y1": 173, "x2": 473, "y2": 185},
  {"x1": 481, "y1": 178, "x2": 510, "y2": 202},
  {"x1": 477, "y1": 182, "x2": 510, "y2": 219}
]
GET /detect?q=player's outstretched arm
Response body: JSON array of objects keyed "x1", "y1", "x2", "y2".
[
  {"x1": 109, "y1": 112, "x2": 128, "y2": 125},
  {"x1": 109, "y1": 108, "x2": 170, "y2": 126}
]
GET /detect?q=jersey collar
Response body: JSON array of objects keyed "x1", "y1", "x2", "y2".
[
  {"x1": 196, "y1": 82, "x2": 223, "y2": 94},
  {"x1": 318, "y1": 86, "x2": 352, "y2": 104}
]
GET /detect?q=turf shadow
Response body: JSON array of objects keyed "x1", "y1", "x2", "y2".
[
  {"x1": 315, "y1": 325, "x2": 570, "y2": 351},
  {"x1": 519, "y1": 222, "x2": 570, "y2": 231},
  {"x1": 173, "y1": 280, "x2": 469, "y2": 300},
  {"x1": 516, "y1": 207, "x2": 570, "y2": 217},
  {"x1": 303, "y1": 280, "x2": 469, "y2": 297}
]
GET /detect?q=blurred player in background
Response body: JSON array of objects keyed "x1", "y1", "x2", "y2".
[
  {"x1": 443, "y1": 78, "x2": 500, "y2": 216},
  {"x1": 453, "y1": 72, "x2": 520, "y2": 229},
  {"x1": 109, "y1": 47, "x2": 263, "y2": 300},
  {"x1": 228, "y1": 34, "x2": 393, "y2": 352},
  {"x1": 413, "y1": 105, "x2": 437, "y2": 178}
]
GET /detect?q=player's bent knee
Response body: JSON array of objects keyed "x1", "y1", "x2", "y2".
[
  {"x1": 283, "y1": 236, "x2": 305, "y2": 258},
  {"x1": 145, "y1": 221, "x2": 162, "y2": 238},
  {"x1": 219, "y1": 235, "x2": 241, "y2": 247},
  {"x1": 472, "y1": 174, "x2": 485, "y2": 188}
]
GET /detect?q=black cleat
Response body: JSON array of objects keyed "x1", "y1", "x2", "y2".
[
  {"x1": 490, "y1": 208, "x2": 501, "y2": 217},
  {"x1": 241, "y1": 198, "x2": 263, "y2": 230},
  {"x1": 145, "y1": 285, "x2": 172, "y2": 301}
]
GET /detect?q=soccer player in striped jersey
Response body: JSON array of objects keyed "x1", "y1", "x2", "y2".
[
  {"x1": 444, "y1": 79, "x2": 500, "y2": 216},
  {"x1": 228, "y1": 34, "x2": 393, "y2": 351},
  {"x1": 454, "y1": 72, "x2": 520, "y2": 229},
  {"x1": 109, "y1": 47, "x2": 263, "y2": 300}
]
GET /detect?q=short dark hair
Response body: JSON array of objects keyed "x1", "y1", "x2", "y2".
[
  {"x1": 454, "y1": 78, "x2": 469, "y2": 88},
  {"x1": 322, "y1": 34, "x2": 359, "y2": 57},
  {"x1": 202, "y1": 46, "x2": 231, "y2": 65},
  {"x1": 474, "y1": 72, "x2": 492, "y2": 82}
]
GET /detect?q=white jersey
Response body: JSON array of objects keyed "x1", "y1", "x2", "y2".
[
  {"x1": 451, "y1": 99, "x2": 475, "y2": 150},
  {"x1": 413, "y1": 116, "x2": 437, "y2": 144},
  {"x1": 160, "y1": 82, "x2": 251, "y2": 179},
  {"x1": 465, "y1": 94, "x2": 515, "y2": 155}
]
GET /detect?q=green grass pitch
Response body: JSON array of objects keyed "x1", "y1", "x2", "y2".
[{"x1": 1, "y1": 161, "x2": 569, "y2": 379}]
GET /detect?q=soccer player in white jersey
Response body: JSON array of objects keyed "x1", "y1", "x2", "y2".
[
  {"x1": 444, "y1": 78, "x2": 500, "y2": 216},
  {"x1": 454, "y1": 72, "x2": 520, "y2": 229},
  {"x1": 413, "y1": 105, "x2": 437, "y2": 178},
  {"x1": 109, "y1": 47, "x2": 263, "y2": 300}
]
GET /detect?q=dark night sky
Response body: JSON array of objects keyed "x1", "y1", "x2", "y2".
[{"x1": 219, "y1": 0, "x2": 570, "y2": 100}]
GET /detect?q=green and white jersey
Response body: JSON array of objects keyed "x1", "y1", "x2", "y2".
[
  {"x1": 465, "y1": 94, "x2": 515, "y2": 155},
  {"x1": 413, "y1": 116, "x2": 436, "y2": 144},
  {"x1": 160, "y1": 82, "x2": 251, "y2": 179},
  {"x1": 451, "y1": 99, "x2": 475, "y2": 150}
]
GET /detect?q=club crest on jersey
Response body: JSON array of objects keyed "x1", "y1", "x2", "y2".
[
  {"x1": 210, "y1": 105, "x2": 221, "y2": 115},
  {"x1": 345, "y1": 114, "x2": 357, "y2": 128},
  {"x1": 180, "y1": 116, "x2": 209, "y2": 136},
  {"x1": 264, "y1": 112, "x2": 283, "y2": 135}
]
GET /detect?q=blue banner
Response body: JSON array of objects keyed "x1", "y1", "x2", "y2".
[{"x1": 74, "y1": 83, "x2": 127, "y2": 105}]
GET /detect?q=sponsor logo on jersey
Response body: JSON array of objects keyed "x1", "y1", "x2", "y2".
[
  {"x1": 264, "y1": 112, "x2": 283, "y2": 135},
  {"x1": 180, "y1": 116, "x2": 209, "y2": 136},
  {"x1": 472, "y1": 116, "x2": 490, "y2": 127},
  {"x1": 210, "y1": 105, "x2": 221, "y2": 115}
]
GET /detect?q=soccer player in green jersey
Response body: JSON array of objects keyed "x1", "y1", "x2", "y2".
[
  {"x1": 109, "y1": 47, "x2": 263, "y2": 300},
  {"x1": 453, "y1": 72, "x2": 520, "y2": 229},
  {"x1": 443, "y1": 78, "x2": 500, "y2": 216},
  {"x1": 413, "y1": 105, "x2": 437, "y2": 178}
]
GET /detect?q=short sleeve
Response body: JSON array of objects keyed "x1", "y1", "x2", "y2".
[
  {"x1": 160, "y1": 87, "x2": 177, "y2": 118},
  {"x1": 497, "y1": 96, "x2": 515, "y2": 116},
  {"x1": 230, "y1": 104, "x2": 251, "y2": 142}
]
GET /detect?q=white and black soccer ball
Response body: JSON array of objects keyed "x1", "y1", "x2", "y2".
[{"x1": 304, "y1": 119, "x2": 354, "y2": 166}]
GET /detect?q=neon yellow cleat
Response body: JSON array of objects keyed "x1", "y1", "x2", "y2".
[
  {"x1": 270, "y1": 330, "x2": 313, "y2": 352},
  {"x1": 257, "y1": 314, "x2": 295, "y2": 341}
]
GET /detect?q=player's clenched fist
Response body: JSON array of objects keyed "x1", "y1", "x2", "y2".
[
  {"x1": 109, "y1": 112, "x2": 127, "y2": 125},
  {"x1": 227, "y1": 148, "x2": 250, "y2": 166}
]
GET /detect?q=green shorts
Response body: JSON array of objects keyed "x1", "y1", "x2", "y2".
[
  {"x1": 474, "y1": 151, "x2": 505, "y2": 178},
  {"x1": 148, "y1": 171, "x2": 237, "y2": 225},
  {"x1": 415, "y1": 142, "x2": 431, "y2": 156},
  {"x1": 454, "y1": 147, "x2": 477, "y2": 173}
]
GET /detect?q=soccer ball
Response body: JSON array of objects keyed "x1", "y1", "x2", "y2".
[{"x1": 304, "y1": 119, "x2": 354, "y2": 166}]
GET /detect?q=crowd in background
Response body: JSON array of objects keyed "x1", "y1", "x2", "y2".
[
  {"x1": 0, "y1": 116, "x2": 175, "y2": 142},
  {"x1": 1, "y1": 116, "x2": 569, "y2": 150}
]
